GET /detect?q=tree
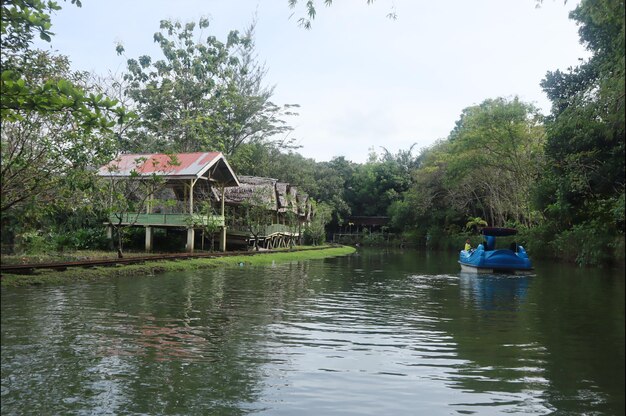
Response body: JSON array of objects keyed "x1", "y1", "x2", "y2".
[
  {"x1": 187, "y1": 201, "x2": 222, "y2": 251},
  {"x1": 1, "y1": 1, "x2": 129, "y2": 251},
  {"x1": 1, "y1": 52, "x2": 119, "y2": 214},
  {"x1": 465, "y1": 217, "x2": 488, "y2": 234},
  {"x1": 118, "y1": 18, "x2": 296, "y2": 157},
  {"x1": 444, "y1": 97, "x2": 546, "y2": 227},
  {"x1": 287, "y1": 0, "x2": 397, "y2": 29},
  {"x1": 312, "y1": 156, "x2": 354, "y2": 226},
  {"x1": 538, "y1": 0, "x2": 625, "y2": 233},
  {"x1": 209, "y1": 22, "x2": 299, "y2": 156},
  {"x1": 304, "y1": 202, "x2": 332, "y2": 245},
  {"x1": 1, "y1": 0, "x2": 126, "y2": 125},
  {"x1": 345, "y1": 149, "x2": 414, "y2": 217},
  {"x1": 242, "y1": 187, "x2": 275, "y2": 251}
]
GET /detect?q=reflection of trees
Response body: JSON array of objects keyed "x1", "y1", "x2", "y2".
[
  {"x1": 96, "y1": 262, "x2": 317, "y2": 414},
  {"x1": 0, "y1": 261, "x2": 317, "y2": 415},
  {"x1": 445, "y1": 274, "x2": 548, "y2": 399},
  {"x1": 526, "y1": 265, "x2": 626, "y2": 415},
  {"x1": 441, "y1": 268, "x2": 625, "y2": 415}
]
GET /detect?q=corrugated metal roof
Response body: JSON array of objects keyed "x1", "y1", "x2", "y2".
[
  {"x1": 98, "y1": 152, "x2": 218, "y2": 176},
  {"x1": 98, "y1": 152, "x2": 239, "y2": 186}
]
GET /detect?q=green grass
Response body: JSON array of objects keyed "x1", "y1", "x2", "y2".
[{"x1": 0, "y1": 246, "x2": 357, "y2": 287}]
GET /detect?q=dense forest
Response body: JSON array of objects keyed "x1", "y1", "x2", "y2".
[{"x1": 1, "y1": 0, "x2": 624, "y2": 266}]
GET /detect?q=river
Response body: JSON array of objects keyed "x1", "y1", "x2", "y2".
[{"x1": 1, "y1": 249, "x2": 624, "y2": 415}]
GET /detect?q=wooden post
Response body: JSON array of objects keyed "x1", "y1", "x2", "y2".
[
  {"x1": 189, "y1": 178, "x2": 195, "y2": 214},
  {"x1": 186, "y1": 228, "x2": 195, "y2": 253},
  {"x1": 145, "y1": 226, "x2": 153, "y2": 252},
  {"x1": 220, "y1": 185, "x2": 226, "y2": 252}
]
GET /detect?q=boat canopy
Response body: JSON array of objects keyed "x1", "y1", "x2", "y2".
[{"x1": 480, "y1": 227, "x2": 518, "y2": 237}]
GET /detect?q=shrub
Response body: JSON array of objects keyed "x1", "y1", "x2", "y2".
[{"x1": 552, "y1": 221, "x2": 617, "y2": 266}]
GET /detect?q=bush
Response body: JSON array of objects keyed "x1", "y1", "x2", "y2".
[
  {"x1": 54, "y1": 228, "x2": 110, "y2": 251},
  {"x1": 303, "y1": 224, "x2": 325, "y2": 245},
  {"x1": 19, "y1": 231, "x2": 51, "y2": 254},
  {"x1": 361, "y1": 231, "x2": 385, "y2": 246},
  {"x1": 552, "y1": 221, "x2": 618, "y2": 266},
  {"x1": 515, "y1": 224, "x2": 558, "y2": 260}
]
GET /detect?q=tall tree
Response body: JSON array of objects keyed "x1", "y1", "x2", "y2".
[
  {"x1": 119, "y1": 18, "x2": 296, "y2": 156},
  {"x1": 444, "y1": 97, "x2": 546, "y2": 227},
  {"x1": 539, "y1": 0, "x2": 625, "y2": 233},
  {"x1": 1, "y1": 0, "x2": 127, "y2": 242},
  {"x1": 210, "y1": 22, "x2": 299, "y2": 156}
]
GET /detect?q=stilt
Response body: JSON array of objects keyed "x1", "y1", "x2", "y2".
[
  {"x1": 220, "y1": 226, "x2": 227, "y2": 252},
  {"x1": 145, "y1": 226, "x2": 153, "y2": 252},
  {"x1": 186, "y1": 228, "x2": 195, "y2": 252}
]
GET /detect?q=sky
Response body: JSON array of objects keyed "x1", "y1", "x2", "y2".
[{"x1": 37, "y1": 0, "x2": 589, "y2": 163}]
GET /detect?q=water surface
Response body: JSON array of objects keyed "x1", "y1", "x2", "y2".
[{"x1": 1, "y1": 249, "x2": 624, "y2": 415}]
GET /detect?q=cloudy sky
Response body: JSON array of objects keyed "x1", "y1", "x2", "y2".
[{"x1": 38, "y1": 0, "x2": 589, "y2": 163}]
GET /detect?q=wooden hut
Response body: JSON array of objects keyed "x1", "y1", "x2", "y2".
[
  {"x1": 98, "y1": 152, "x2": 239, "y2": 252},
  {"x1": 222, "y1": 176, "x2": 312, "y2": 249}
]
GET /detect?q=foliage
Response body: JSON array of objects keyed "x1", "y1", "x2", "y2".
[
  {"x1": 1, "y1": 0, "x2": 127, "y2": 127},
  {"x1": 241, "y1": 186, "x2": 275, "y2": 251},
  {"x1": 345, "y1": 147, "x2": 417, "y2": 217},
  {"x1": 187, "y1": 201, "x2": 222, "y2": 251},
  {"x1": 304, "y1": 202, "x2": 332, "y2": 245},
  {"x1": 0, "y1": 0, "x2": 129, "y2": 253},
  {"x1": 1, "y1": 52, "x2": 121, "y2": 214},
  {"x1": 118, "y1": 19, "x2": 296, "y2": 156},
  {"x1": 465, "y1": 217, "x2": 488, "y2": 233},
  {"x1": 287, "y1": 0, "x2": 397, "y2": 29},
  {"x1": 445, "y1": 97, "x2": 546, "y2": 227},
  {"x1": 535, "y1": 0, "x2": 624, "y2": 263}
]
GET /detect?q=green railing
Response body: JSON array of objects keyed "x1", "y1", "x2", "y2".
[
  {"x1": 228, "y1": 223, "x2": 297, "y2": 236},
  {"x1": 109, "y1": 213, "x2": 224, "y2": 227}
]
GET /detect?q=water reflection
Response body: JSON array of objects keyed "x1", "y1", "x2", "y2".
[
  {"x1": 1, "y1": 250, "x2": 624, "y2": 415},
  {"x1": 458, "y1": 272, "x2": 531, "y2": 311}
]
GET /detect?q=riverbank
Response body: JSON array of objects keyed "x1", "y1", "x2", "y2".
[{"x1": 0, "y1": 245, "x2": 357, "y2": 287}]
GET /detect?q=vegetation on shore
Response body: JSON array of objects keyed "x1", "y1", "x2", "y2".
[
  {"x1": 1, "y1": 1, "x2": 623, "y2": 268},
  {"x1": 0, "y1": 245, "x2": 356, "y2": 287}
]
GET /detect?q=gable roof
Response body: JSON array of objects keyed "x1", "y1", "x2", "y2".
[
  {"x1": 223, "y1": 176, "x2": 278, "y2": 209},
  {"x1": 97, "y1": 152, "x2": 239, "y2": 186}
]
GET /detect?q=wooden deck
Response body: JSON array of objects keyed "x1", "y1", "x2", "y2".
[{"x1": 227, "y1": 224, "x2": 300, "y2": 249}]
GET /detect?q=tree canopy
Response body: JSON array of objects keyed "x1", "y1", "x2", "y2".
[{"x1": 117, "y1": 19, "x2": 297, "y2": 157}]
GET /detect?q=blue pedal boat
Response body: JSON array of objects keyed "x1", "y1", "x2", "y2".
[{"x1": 458, "y1": 227, "x2": 533, "y2": 274}]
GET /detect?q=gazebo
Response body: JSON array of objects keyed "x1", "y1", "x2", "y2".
[{"x1": 98, "y1": 152, "x2": 239, "y2": 252}]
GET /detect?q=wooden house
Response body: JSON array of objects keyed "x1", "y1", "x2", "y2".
[
  {"x1": 222, "y1": 176, "x2": 313, "y2": 249},
  {"x1": 98, "y1": 152, "x2": 239, "y2": 252}
]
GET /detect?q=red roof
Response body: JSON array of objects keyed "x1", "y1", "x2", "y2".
[{"x1": 98, "y1": 152, "x2": 239, "y2": 186}]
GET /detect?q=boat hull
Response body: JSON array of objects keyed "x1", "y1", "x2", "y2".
[
  {"x1": 458, "y1": 261, "x2": 532, "y2": 275},
  {"x1": 458, "y1": 246, "x2": 533, "y2": 275}
]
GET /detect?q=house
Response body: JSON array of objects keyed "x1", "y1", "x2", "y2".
[
  {"x1": 98, "y1": 152, "x2": 239, "y2": 252},
  {"x1": 222, "y1": 176, "x2": 313, "y2": 249}
]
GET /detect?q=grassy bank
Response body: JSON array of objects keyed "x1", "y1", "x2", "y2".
[{"x1": 0, "y1": 245, "x2": 357, "y2": 287}]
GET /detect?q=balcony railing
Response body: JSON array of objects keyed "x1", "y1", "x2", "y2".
[
  {"x1": 227, "y1": 223, "x2": 297, "y2": 236},
  {"x1": 109, "y1": 213, "x2": 224, "y2": 227}
]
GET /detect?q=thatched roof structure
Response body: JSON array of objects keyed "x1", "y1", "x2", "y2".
[
  {"x1": 276, "y1": 182, "x2": 299, "y2": 214},
  {"x1": 223, "y1": 175, "x2": 311, "y2": 219},
  {"x1": 223, "y1": 176, "x2": 278, "y2": 210},
  {"x1": 297, "y1": 191, "x2": 312, "y2": 220}
]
